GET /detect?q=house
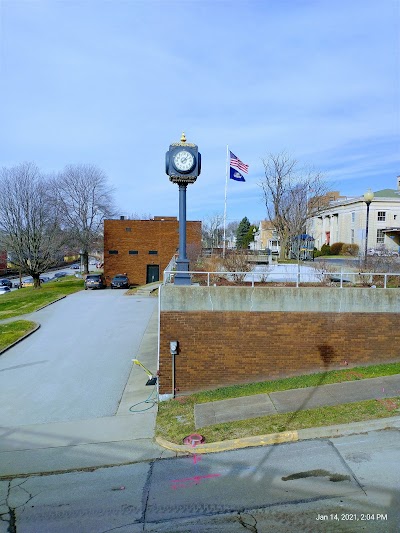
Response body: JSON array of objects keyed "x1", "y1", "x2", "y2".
[
  {"x1": 253, "y1": 220, "x2": 280, "y2": 255},
  {"x1": 103, "y1": 216, "x2": 202, "y2": 286},
  {"x1": 307, "y1": 177, "x2": 400, "y2": 253}
]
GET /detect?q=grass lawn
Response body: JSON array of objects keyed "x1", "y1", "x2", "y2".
[
  {"x1": 0, "y1": 320, "x2": 38, "y2": 351},
  {"x1": 156, "y1": 362, "x2": 400, "y2": 444},
  {"x1": 0, "y1": 277, "x2": 84, "y2": 320}
]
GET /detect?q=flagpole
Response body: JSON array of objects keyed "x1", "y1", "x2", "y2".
[{"x1": 223, "y1": 145, "x2": 229, "y2": 258}]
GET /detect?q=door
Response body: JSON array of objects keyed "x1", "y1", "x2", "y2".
[{"x1": 146, "y1": 264, "x2": 159, "y2": 284}]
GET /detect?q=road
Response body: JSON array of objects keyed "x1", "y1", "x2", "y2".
[
  {"x1": 0, "y1": 289, "x2": 157, "y2": 426},
  {"x1": 0, "y1": 429, "x2": 399, "y2": 532}
]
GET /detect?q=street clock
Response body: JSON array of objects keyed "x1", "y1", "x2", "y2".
[{"x1": 165, "y1": 132, "x2": 201, "y2": 184}]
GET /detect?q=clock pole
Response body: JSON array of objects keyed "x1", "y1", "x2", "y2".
[
  {"x1": 175, "y1": 183, "x2": 190, "y2": 285},
  {"x1": 165, "y1": 132, "x2": 201, "y2": 286}
]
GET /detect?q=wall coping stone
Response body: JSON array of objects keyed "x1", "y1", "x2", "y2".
[{"x1": 160, "y1": 285, "x2": 400, "y2": 313}]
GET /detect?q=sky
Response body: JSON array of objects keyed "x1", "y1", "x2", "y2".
[{"x1": 0, "y1": 0, "x2": 399, "y2": 225}]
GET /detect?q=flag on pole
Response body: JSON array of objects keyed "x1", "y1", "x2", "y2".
[
  {"x1": 229, "y1": 151, "x2": 249, "y2": 174},
  {"x1": 229, "y1": 167, "x2": 245, "y2": 182}
]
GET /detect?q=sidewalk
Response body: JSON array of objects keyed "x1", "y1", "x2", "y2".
[
  {"x1": 156, "y1": 374, "x2": 400, "y2": 455},
  {"x1": 194, "y1": 374, "x2": 400, "y2": 428}
]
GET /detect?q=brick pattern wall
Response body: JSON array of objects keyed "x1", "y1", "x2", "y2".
[
  {"x1": 0, "y1": 250, "x2": 7, "y2": 273},
  {"x1": 103, "y1": 219, "x2": 201, "y2": 286},
  {"x1": 159, "y1": 311, "x2": 400, "y2": 394}
]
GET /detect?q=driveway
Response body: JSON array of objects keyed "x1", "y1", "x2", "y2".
[{"x1": 0, "y1": 290, "x2": 157, "y2": 427}]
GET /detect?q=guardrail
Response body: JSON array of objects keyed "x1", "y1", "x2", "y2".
[{"x1": 163, "y1": 269, "x2": 400, "y2": 288}]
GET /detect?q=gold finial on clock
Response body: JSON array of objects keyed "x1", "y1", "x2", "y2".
[{"x1": 180, "y1": 132, "x2": 186, "y2": 143}]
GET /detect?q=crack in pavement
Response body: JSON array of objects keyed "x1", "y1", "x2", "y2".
[
  {"x1": 141, "y1": 461, "x2": 154, "y2": 531},
  {"x1": 0, "y1": 478, "x2": 44, "y2": 533},
  {"x1": 0, "y1": 482, "x2": 16, "y2": 533},
  {"x1": 237, "y1": 511, "x2": 258, "y2": 533}
]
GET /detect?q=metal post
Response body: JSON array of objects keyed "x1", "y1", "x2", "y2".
[
  {"x1": 364, "y1": 201, "x2": 371, "y2": 263},
  {"x1": 174, "y1": 184, "x2": 191, "y2": 285},
  {"x1": 363, "y1": 190, "x2": 374, "y2": 265},
  {"x1": 172, "y1": 353, "x2": 175, "y2": 398}
]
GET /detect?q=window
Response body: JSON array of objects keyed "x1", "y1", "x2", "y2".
[
  {"x1": 129, "y1": 250, "x2": 138, "y2": 255},
  {"x1": 108, "y1": 250, "x2": 118, "y2": 255},
  {"x1": 351, "y1": 212, "x2": 355, "y2": 223},
  {"x1": 376, "y1": 230, "x2": 385, "y2": 244},
  {"x1": 125, "y1": 227, "x2": 132, "y2": 232},
  {"x1": 148, "y1": 250, "x2": 158, "y2": 255},
  {"x1": 378, "y1": 211, "x2": 386, "y2": 221},
  {"x1": 351, "y1": 229, "x2": 354, "y2": 244}
]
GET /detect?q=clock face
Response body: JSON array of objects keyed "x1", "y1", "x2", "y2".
[{"x1": 173, "y1": 150, "x2": 195, "y2": 172}]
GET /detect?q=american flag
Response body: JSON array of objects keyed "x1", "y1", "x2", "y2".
[{"x1": 230, "y1": 151, "x2": 249, "y2": 174}]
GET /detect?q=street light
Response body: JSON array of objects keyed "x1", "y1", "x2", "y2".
[{"x1": 364, "y1": 189, "x2": 374, "y2": 261}]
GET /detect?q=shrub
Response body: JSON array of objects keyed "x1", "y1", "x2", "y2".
[
  {"x1": 342, "y1": 243, "x2": 360, "y2": 256},
  {"x1": 320, "y1": 244, "x2": 331, "y2": 256},
  {"x1": 330, "y1": 242, "x2": 344, "y2": 255}
]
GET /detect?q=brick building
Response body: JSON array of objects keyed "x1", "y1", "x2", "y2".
[
  {"x1": 0, "y1": 250, "x2": 7, "y2": 275},
  {"x1": 103, "y1": 216, "x2": 202, "y2": 286}
]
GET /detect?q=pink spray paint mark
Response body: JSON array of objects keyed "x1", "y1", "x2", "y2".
[
  {"x1": 192, "y1": 454, "x2": 202, "y2": 465},
  {"x1": 170, "y1": 473, "x2": 221, "y2": 490}
]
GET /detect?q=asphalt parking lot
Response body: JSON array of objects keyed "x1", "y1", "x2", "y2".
[{"x1": 0, "y1": 289, "x2": 158, "y2": 426}]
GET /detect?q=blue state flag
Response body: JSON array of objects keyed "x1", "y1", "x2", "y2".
[{"x1": 230, "y1": 166, "x2": 245, "y2": 182}]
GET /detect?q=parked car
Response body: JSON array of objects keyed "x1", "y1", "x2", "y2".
[
  {"x1": 40, "y1": 276, "x2": 51, "y2": 283},
  {"x1": 0, "y1": 286, "x2": 11, "y2": 294},
  {"x1": 110, "y1": 274, "x2": 130, "y2": 289},
  {"x1": 0, "y1": 279, "x2": 12, "y2": 288},
  {"x1": 70, "y1": 263, "x2": 80, "y2": 269},
  {"x1": 54, "y1": 272, "x2": 68, "y2": 279},
  {"x1": 22, "y1": 277, "x2": 34, "y2": 287},
  {"x1": 84, "y1": 274, "x2": 106, "y2": 290}
]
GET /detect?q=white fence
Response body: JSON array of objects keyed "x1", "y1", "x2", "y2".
[{"x1": 163, "y1": 264, "x2": 400, "y2": 289}]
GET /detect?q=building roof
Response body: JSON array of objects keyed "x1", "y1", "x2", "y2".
[
  {"x1": 260, "y1": 220, "x2": 275, "y2": 230},
  {"x1": 373, "y1": 189, "x2": 400, "y2": 198}
]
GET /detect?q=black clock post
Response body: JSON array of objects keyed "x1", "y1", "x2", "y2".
[{"x1": 165, "y1": 133, "x2": 201, "y2": 285}]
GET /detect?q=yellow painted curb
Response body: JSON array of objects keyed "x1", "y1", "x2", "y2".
[{"x1": 156, "y1": 430, "x2": 299, "y2": 454}]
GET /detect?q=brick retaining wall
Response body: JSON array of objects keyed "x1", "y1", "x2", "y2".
[{"x1": 159, "y1": 287, "x2": 400, "y2": 395}]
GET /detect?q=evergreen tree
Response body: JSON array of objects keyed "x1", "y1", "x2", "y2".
[{"x1": 236, "y1": 217, "x2": 251, "y2": 249}]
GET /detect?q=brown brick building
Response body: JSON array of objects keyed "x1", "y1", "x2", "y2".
[{"x1": 103, "y1": 216, "x2": 201, "y2": 286}]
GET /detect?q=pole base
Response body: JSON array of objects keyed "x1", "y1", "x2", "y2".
[
  {"x1": 174, "y1": 259, "x2": 191, "y2": 285},
  {"x1": 174, "y1": 273, "x2": 191, "y2": 286}
]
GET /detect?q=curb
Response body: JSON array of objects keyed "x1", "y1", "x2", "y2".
[
  {"x1": 155, "y1": 415, "x2": 400, "y2": 454},
  {"x1": 0, "y1": 295, "x2": 66, "y2": 354},
  {"x1": 0, "y1": 322, "x2": 40, "y2": 355},
  {"x1": 35, "y1": 295, "x2": 66, "y2": 311}
]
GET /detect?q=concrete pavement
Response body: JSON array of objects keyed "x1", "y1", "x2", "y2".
[
  {"x1": 0, "y1": 292, "x2": 177, "y2": 479},
  {"x1": 1, "y1": 286, "x2": 399, "y2": 479},
  {"x1": 194, "y1": 374, "x2": 400, "y2": 427}
]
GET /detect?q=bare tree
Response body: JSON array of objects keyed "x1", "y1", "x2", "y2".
[
  {"x1": 0, "y1": 162, "x2": 64, "y2": 287},
  {"x1": 54, "y1": 164, "x2": 115, "y2": 273},
  {"x1": 202, "y1": 213, "x2": 224, "y2": 250},
  {"x1": 259, "y1": 152, "x2": 329, "y2": 259}
]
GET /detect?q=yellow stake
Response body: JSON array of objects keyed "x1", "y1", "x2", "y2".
[{"x1": 132, "y1": 359, "x2": 153, "y2": 378}]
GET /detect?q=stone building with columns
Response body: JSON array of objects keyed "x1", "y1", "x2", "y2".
[{"x1": 306, "y1": 177, "x2": 400, "y2": 254}]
